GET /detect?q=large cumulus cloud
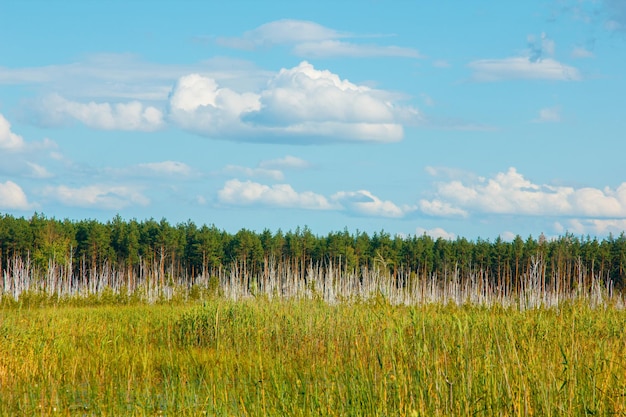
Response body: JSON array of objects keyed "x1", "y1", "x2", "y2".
[{"x1": 168, "y1": 61, "x2": 414, "y2": 143}]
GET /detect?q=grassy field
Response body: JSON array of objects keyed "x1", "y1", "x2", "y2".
[{"x1": 1, "y1": 297, "x2": 626, "y2": 416}]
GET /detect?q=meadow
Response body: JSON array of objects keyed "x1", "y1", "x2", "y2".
[{"x1": 1, "y1": 295, "x2": 626, "y2": 416}]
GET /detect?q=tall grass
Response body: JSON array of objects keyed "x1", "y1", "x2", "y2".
[{"x1": 1, "y1": 299, "x2": 626, "y2": 415}]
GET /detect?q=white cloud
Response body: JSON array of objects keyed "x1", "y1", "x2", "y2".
[
  {"x1": 568, "y1": 186, "x2": 626, "y2": 217},
  {"x1": 169, "y1": 61, "x2": 413, "y2": 143},
  {"x1": 424, "y1": 165, "x2": 479, "y2": 181},
  {"x1": 217, "y1": 179, "x2": 415, "y2": 218},
  {"x1": 564, "y1": 219, "x2": 626, "y2": 235},
  {"x1": 0, "y1": 114, "x2": 25, "y2": 150},
  {"x1": 553, "y1": 221, "x2": 565, "y2": 234},
  {"x1": 293, "y1": 40, "x2": 421, "y2": 58},
  {"x1": 331, "y1": 190, "x2": 416, "y2": 218},
  {"x1": 571, "y1": 46, "x2": 594, "y2": 58},
  {"x1": 216, "y1": 19, "x2": 421, "y2": 59},
  {"x1": 1, "y1": 54, "x2": 269, "y2": 101},
  {"x1": 500, "y1": 231, "x2": 518, "y2": 242},
  {"x1": 220, "y1": 156, "x2": 311, "y2": 181},
  {"x1": 533, "y1": 106, "x2": 561, "y2": 123},
  {"x1": 167, "y1": 73, "x2": 261, "y2": 136},
  {"x1": 42, "y1": 184, "x2": 149, "y2": 210},
  {"x1": 0, "y1": 54, "x2": 175, "y2": 101},
  {"x1": 26, "y1": 162, "x2": 53, "y2": 179},
  {"x1": 105, "y1": 161, "x2": 199, "y2": 181},
  {"x1": 254, "y1": 61, "x2": 396, "y2": 123},
  {"x1": 419, "y1": 199, "x2": 469, "y2": 218},
  {"x1": 421, "y1": 167, "x2": 626, "y2": 218},
  {"x1": 258, "y1": 155, "x2": 311, "y2": 170},
  {"x1": 168, "y1": 74, "x2": 261, "y2": 115},
  {"x1": 49, "y1": 151, "x2": 64, "y2": 161},
  {"x1": 34, "y1": 94, "x2": 164, "y2": 131},
  {"x1": 416, "y1": 227, "x2": 456, "y2": 240},
  {"x1": 469, "y1": 57, "x2": 581, "y2": 81},
  {"x1": 222, "y1": 165, "x2": 284, "y2": 181},
  {"x1": 217, "y1": 179, "x2": 335, "y2": 210},
  {"x1": 137, "y1": 161, "x2": 192, "y2": 176},
  {"x1": 9, "y1": 56, "x2": 414, "y2": 142},
  {"x1": 0, "y1": 181, "x2": 32, "y2": 210},
  {"x1": 217, "y1": 19, "x2": 345, "y2": 49},
  {"x1": 470, "y1": 33, "x2": 581, "y2": 82}
]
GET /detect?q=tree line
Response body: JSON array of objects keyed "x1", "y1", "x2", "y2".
[{"x1": 1, "y1": 213, "x2": 626, "y2": 290}]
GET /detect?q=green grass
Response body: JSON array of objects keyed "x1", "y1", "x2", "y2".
[{"x1": 1, "y1": 299, "x2": 626, "y2": 416}]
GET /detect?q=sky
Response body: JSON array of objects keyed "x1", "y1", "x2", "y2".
[{"x1": 1, "y1": 0, "x2": 625, "y2": 241}]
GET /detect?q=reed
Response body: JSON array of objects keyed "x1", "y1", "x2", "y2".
[{"x1": 1, "y1": 299, "x2": 625, "y2": 415}]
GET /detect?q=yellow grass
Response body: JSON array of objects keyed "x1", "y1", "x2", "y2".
[{"x1": 1, "y1": 299, "x2": 625, "y2": 416}]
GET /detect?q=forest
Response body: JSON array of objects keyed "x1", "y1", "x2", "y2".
[{"x1": 1, "y1": 212, "x2": 625, "y2": 295}]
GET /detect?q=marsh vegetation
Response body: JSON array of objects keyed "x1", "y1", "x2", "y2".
[
  {"x1": 1, "y1": 214, "x2": 626, "y2": 415},
  {"x1": 2, "y1": 299, "x2": 626, "y2": 415}
]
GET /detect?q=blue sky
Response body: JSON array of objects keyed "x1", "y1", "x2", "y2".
[{"x1": 1, "y1": 0, "x2": 625, "y2": 240}]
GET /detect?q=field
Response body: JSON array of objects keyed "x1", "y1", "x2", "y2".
[{"x1": 2, "y1": 297, "x2": 626, "y2": 416}]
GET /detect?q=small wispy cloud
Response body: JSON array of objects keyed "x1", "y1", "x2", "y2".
[
  {"x1": 469, "y1": 57, "x2": 581, "y2": 82},
  {"x1": 571, "y1": 46, "x2": 594, "y2": 58},
  {"x1": 222, "y1": 165, "x2": 284, "y2": 181},
  {"x1": 217, "y1": 179, "x2": 335, "y2": 210},
  {"x1": 532, "y1": 106, "x2": 561, "y2": 123},
  {"x1": 31, "y1": 94, "x2": 164, "y2": 131},
  {"x1": 258, "y1": 155, "x2": 311, "y2": 170},
  {"x1": 42, "y1": 184, "x2": 150, "y2": 210},
  {"x1": 415, "y1": 227, "x2": 456, "y2": 240},
  {"x1": 220, "y1": 156, "x2": 311, "y2": 181},
  {"x1": 0, "y1": 54, "x2": 272, "y2": 104},
  {"x1": 216, "y1": 19, "x2": 346, "y2": 49},
  {"x1": 26, "y1": 162, "x2": 53, "y2": 179},
  {"x1": 216, "y1": 19, "x2": 422, "y2": 59},
  {"x1": 103, "y1": 161, "x2": 198, "y2": 180},
  {"x1": 419, "y1": 199, "x2": 469, "y2": 218},
  {"x1": 469, "y1": 34, "x2": 581, "y2": 82},
  {"x1": 137, "y1": 161, "x2": 193, "y2": 176},
  {"x1": 293, "y1": 40, "x2": 421, "y2": 58},
  {"x1": 331, "y1": 190, "x2": 416, "y2": 218}
]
